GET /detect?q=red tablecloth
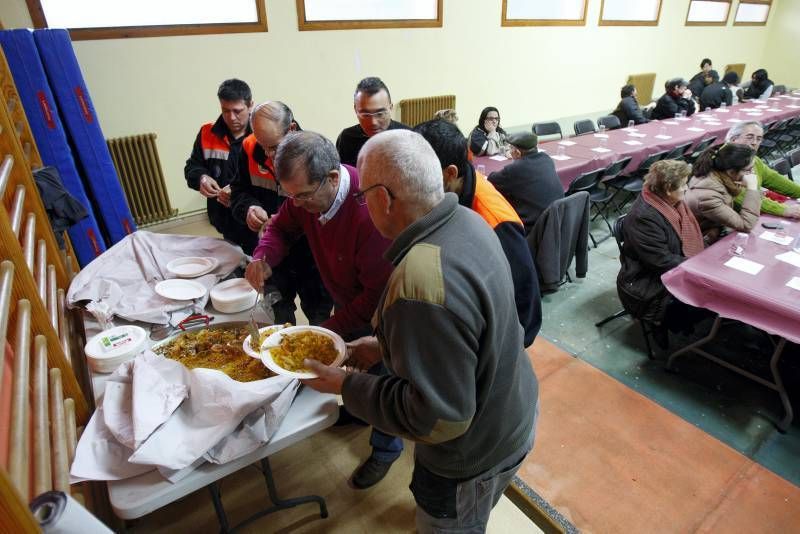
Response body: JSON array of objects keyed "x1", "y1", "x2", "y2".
[
  {"x1": 662, "y1": 214, "x2": 800, "y2": 344},
  {"x1": 474, "y1": 95, "x2": 800, "y2": 192}
]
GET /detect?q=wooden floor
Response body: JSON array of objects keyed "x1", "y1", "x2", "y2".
[{"x1": 519, "y1": 338, "x2": 800, "y2": 533}]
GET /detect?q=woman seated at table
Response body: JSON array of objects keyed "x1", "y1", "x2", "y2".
[
  {"x1": 617, "y1": 160, "x2": 705, "y2": 344},
  {"x1": 685, "y1": 143, "x2": 760, "y2": 244},
  {"x1": 742, "y1": 68, "x2": 774, "y2": 101},
  {"x1": 469, "y1": 106, "x2": 511, "y2": 157}
]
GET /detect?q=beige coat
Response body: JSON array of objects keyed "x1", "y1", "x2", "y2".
[{"x1": 685, "y1": 174, "x2": 760, "y2": 242}]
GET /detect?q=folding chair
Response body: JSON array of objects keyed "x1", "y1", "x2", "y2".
[
  {"x1": 532, "y1": 121, "x2": 563, "y2": 140},
  {"x1": 684, "y1": 136, "x2": 718, "y2": 164},
  {"x1": 597, "y1": 115, "x2": 622, "y2": 130},
  {"x1": 663, "y1": 142, "x2": 692, "y2": 161},
  {"x1": 594, "y1": 215, "x2": 655, "y2": 359},
  {"x1": 608, "y1": 151, "x2": 668, "y2": 212},
  {"x1": 566, "y1": 168, "x2": 609, "y2": 247},
  {"x1": 574, "y1": 119, "x2": 596, "y2": 136}
]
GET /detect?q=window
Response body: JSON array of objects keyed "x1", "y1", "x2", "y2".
[
  {"x1": 502, "y1": 0, "x2": 588, "y2": 27},
  {"x1": 296, "y1": 0, "x2": 442, "y2": 31},
  {"x1": 27, "y1": 0, "x2": 266, "y2": 40},
  {"x1": 599, "y1": 0, "x2": 662, "y2": 26},
  {"x1": 734, "y1": 0, "x2": 772, "y2": 25},
  {"x1": 686, "y1": 1, "x2": 731, "y2": 25}
]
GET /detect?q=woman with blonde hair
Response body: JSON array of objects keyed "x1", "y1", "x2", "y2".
[
  {"x1": 617, "y1": 160, "x2": 705, "y2": 344},
  {"x1": 685, "y1": 143, "x2": 760, "y2": 243}
]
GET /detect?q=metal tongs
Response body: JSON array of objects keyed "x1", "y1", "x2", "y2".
[{"x1": 246, "y1": 293, "x2": 263, "y2": 350}]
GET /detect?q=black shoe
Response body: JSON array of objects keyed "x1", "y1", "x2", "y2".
[
  {"x1": 350, "y1": 457, "x2": 393, "y2": 489},
  {"x1": 334, "y1": 406, "x2": 368, "y2": 427}
]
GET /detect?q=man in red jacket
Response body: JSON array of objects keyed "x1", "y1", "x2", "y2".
[{"x1": 245, "y1": 130, "x2": 401, "y2": 489}]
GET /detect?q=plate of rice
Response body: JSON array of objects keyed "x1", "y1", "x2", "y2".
[{"x1": 260, "y1": 325, "x2": 346, "y2": 379}]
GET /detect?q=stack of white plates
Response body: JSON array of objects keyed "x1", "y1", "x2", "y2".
[
  {"x1": 210, "y1": 278, "x2": 257, "y2": 314},
  {"x1": 84, "y1": 325, "x2": 147, "y2": 373}
]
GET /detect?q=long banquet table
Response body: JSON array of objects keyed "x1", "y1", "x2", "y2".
[
  {"x1": 661, "y1": 213, "x2": 800, "y2": 431},
  {"x1": 474, "y1": 93, "x2": 800, "y2": 191}
]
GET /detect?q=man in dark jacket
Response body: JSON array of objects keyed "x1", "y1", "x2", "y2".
[
  {"x1": 184, "y1": 79, "x2": 255, "y2": 252},
  {"x1": 336, "y1": 77, "x2": 410, "y2": 166},
  {"x1": 486, "y1": 132, "x2": 564, "y2": 235},
  {"x1": 414, "y1": 120, "x2": 542, "y2": 347},
  {"x1": 700, "y1": 72, "x2": 739, "y2": 109},
  {"x1": 651, "y1": 78, "x2": 696, "y2": 120},
  {"x1": 688, "y1": 58, "x2": 719, "y2": 98},
  {"x1": 612, "y1": 84, "x2": 650, "y2": 126}
]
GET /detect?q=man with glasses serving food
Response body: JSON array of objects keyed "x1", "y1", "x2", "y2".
[
  {"x1": 336, "y1": 77, "x2": 410, "y2": 166},
  {"x1": 244, "y1": 130, "x2": 402, "y2": 489},
  {"x1": 232, "y1": 101, "x2": 332, "y2": 326},
  {"x1": 726, "y1": 121, "x2": 800, "y2": 219}
]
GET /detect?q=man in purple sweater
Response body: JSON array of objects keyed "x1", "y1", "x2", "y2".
[{"x1": 245, "y1": 130, "x2": 401, "y2": 488}]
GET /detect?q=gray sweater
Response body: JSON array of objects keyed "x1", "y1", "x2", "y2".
[{"x1": 341, "y1": 194, "x2": 539, "y2": 479}]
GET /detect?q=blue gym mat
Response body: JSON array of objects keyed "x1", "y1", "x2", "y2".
[
  {"x1": 34, "y1": 29, "x2": 136, "y2": 244},
  {"x1": 0, "y1": 29, "x2": 107, "y2": 266}
]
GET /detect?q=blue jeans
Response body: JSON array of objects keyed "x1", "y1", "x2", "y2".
[{"x1": 367, "y1": 362, "x2": 403, "y2": 463}]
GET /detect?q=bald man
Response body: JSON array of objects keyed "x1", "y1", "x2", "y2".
[{"x1": 230, "y1": 101, "x2": 332, "y2": 326}]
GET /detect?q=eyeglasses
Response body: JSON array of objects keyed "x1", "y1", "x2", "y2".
[
  {"x1": 278, "y1": 176, "x2": 328, "y2": 201},
  {"x1": 352, "y1": 183, "x2": 394, "y2": 205},
  {"x1": 740, "y1": 134, "x2": 763, "y2": 142},
  {"x1": 356, "y1": 109, "x2": 391, "y2": 120}
]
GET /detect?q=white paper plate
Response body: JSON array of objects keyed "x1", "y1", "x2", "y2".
[
  {"x1": 242, "y1": 324, "x2": 289, "y2": 359},
  {"x1": 166, "y1": 256, "x2": 218, "y2": 278},
  {"x1": 260, "y1": 325, "x2": 346, "y2": 379},
  {"x1": 155, "y1": 279, "x2": 207, "y2": 301}
]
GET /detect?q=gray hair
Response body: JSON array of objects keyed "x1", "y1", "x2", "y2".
[
  {"x1": 250, "y1": 101, "x2": 294, "y2": 133},
  {"x1": 274, "y1": 131, "x2": 339, "y2": 184},
  {"x1": 725, "y1": 120, "x2": 763, "y2": 141},
  {"x1": 358, "y1": 130, "x2": 444, "y2": 207}
]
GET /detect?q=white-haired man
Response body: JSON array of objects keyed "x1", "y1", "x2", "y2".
[
  {"x1": 726, "y1": 121, "x2": 800, "y2": 219},
  {"x1": 302, "y1": 130, "x2": 539, "y2": 532}
]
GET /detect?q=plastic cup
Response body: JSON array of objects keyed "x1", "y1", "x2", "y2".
[
  {"x1": 792, "y1": 234, "x2": 800, "y2": 253},
  {"x1": 477, "y1": 164, "x2": 486, "y2": 176},
  {"x1": 720, "y1": 101, "x2": 727, "y2": 109},
  {"x1": 627, "y1": 120, "x2": 635, "y2": 129},
  {"x1": 557, "y1": 145, "x2": 566, "y2": 158},
  {"x1": 729, "y1": 232, "x2": 749, "y2": 256},
  {"x1": 599, "y1": 124, "x2": 606, "y2": 134},
  {"x1": 659, "y1": 126, "x2": 667, "y2": 137},
  {"x1": 680, "y1": 110, "x2": 687, "y2": 118}
]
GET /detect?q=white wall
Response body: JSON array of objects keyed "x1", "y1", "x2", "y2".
[{"x1": 0, "y1": 0, "x2": 789, "y2": 215}]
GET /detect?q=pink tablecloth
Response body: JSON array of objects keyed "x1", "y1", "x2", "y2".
[
  {"x1": 475, "y1": 95, "x2": 800, "y2": 192},
  {"x1": 662, "y1": 215, "x2": 800, "y2": 344}
]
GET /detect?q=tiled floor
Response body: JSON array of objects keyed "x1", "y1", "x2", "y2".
[{"x1": 520, "y1": 338, "x2": 800, "y2": 533}]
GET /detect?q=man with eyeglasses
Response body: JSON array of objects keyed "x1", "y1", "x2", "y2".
[
  {"x1": 184, "y1": 79, "x2": 256, "y2": 252},
  {"x1": 335, "y1": 77, "x2": 410, "y2": 166},
  {"x1": 726, "y1": 121, "x2": 800, "y2": 219},
  {"x1": 244, "y1": 131, "x2": 399, "y2": 489},
  {"x1": 301, "y1": 130, "x2": 538, "y2": 532},
  {"x1": 233, "y1": 101, "x2": 333, "y2": 325}
]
